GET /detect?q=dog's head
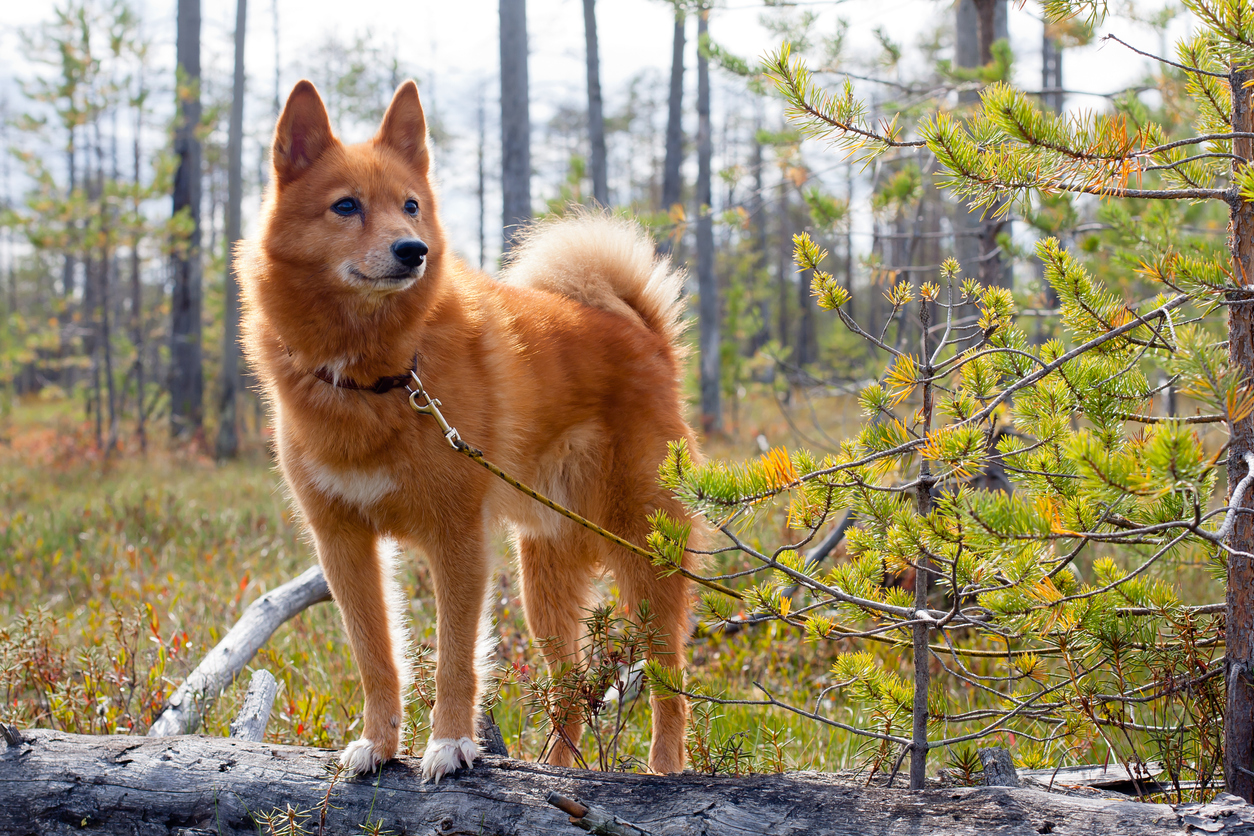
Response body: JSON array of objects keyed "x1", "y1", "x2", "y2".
[{"x1": 262, "y1": 79, "x2": 443, "y2": 300}]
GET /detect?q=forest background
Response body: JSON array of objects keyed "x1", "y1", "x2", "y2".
[{"x1": 1, "y1": 0, "x2": 1243, "y2": 806}]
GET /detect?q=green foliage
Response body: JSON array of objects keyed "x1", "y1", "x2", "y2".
[
  {"x1": 937, "y1": 39, "x2": 1015, "y2": 86},
  {"x1": 700, "y1": 32, "x2": 753, "y2": 78},
  {"x1": 518, "y1": 603, "x2": 666, "y2": 771},
  {"x1": 660, "y1": 0, "x2": 1251, "y2": 794}
]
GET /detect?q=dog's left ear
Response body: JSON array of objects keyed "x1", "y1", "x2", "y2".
[{"x1": 375, "y1": 81, "x2": 429, "y2": 174}]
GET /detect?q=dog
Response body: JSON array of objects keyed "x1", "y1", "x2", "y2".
[{"x1": 240, "y1": 79, "x2": 699, "y2": 782}]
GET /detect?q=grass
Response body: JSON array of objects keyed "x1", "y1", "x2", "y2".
[
  {"x1": 2, "y1": 382, "x2": 1233, "y2": 796},
  {"x1": 0, "y1": 390, "x2": 872, "y2": 774},
  {"x1": 6, "y1": 387, "x2": 1223, "y2": 788}
]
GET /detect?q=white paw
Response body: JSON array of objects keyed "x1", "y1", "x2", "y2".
[
  {"x1": 421, "y1": 736, "x2": 479, "y2": 784},
  {"x1": 340, "y1": 737, "x2": 386, "y2": 775}
]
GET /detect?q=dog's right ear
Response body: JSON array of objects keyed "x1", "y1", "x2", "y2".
[{"x1": 272, "y1": 81, "x2": 335, "y2": 186}]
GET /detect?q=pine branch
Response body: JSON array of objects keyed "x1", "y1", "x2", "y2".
[{"x1": 1102, "y1": 34, "x2": 1229, "y2": 79}]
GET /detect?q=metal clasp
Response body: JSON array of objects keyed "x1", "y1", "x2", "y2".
[{"x1": 407, "y1": 372, "x2": 462, "y2": 449}]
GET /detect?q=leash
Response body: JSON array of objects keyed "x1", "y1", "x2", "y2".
[{"x1": 403, "y1": 371, "x2": 741, "y2": 601}]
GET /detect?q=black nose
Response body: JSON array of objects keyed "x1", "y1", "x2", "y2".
[{"x1": 391, "y1": 238, "x2": 428, "y2": 269}]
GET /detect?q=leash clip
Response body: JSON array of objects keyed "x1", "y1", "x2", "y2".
[{"x1": 407, "y1": 372, "x2": 462, "y2": 449}]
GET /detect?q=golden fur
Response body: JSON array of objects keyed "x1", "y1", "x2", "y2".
[{"x1": 241, "y1": 80, "x2": 698, "y2": 782}]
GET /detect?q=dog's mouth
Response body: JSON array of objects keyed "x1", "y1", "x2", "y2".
[{"x1": 348, "y1": 266, "x2": 419, "y2": 283}]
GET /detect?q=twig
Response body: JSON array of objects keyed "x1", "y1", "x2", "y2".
[
  {"x1": 544, "y1": 792, "x2": 655, "y2": 836},
  {"x1": 1102, "y1": 34, "x2": 1228, "y2": 79}
]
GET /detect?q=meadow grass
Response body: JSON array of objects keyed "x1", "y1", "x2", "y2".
[
  {"x1": 1, "y1": 389, "x2": 1230, "y2": 784},
  {"x1": 0, "y1": 392, "x2": 872, "y2": 774}
]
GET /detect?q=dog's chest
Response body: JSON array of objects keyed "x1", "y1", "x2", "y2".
[{"x1": 304, "y1": 458, "x2": 399, "y2": 508}]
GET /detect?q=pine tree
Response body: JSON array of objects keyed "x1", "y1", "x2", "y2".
[
  {"x1": 8, "y1": 0, "x2": 170, "y2": 452},
  {"x1": 649, "y1": 1, "x2": 1254, "y2": 797}
]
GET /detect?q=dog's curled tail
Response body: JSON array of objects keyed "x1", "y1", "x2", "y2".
[{"x1": 500, "y1": 214, "x2": 686, "y2": 343}]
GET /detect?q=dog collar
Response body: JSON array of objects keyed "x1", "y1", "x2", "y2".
[{"x1": 310, "y1": 354, "x2": 419, "y2": 394}]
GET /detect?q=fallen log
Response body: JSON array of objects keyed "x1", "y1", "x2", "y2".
[{"x1": 1, "y1": 728, "x2": 1244, "y2": 836}]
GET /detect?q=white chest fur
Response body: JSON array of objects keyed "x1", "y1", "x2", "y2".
[{"x1": 305, "y1": 460, "x2": 398, "y2": 508}]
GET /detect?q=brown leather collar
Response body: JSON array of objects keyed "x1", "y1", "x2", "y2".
[{"x1": 310, "y1": 354, "x2": 419, "y2": 394}]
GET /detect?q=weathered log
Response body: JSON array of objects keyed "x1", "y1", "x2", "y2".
[
  {"x1": 2, "y1": 728, "x2": 1245, "y2": 836},
  {"x1": 227, "y1": 669, "x2": 277, "y2": 742},
  {"x1": 148, "y1": 565, "x2": 331, "y2": 737},
  {"x1": 978, "y1": 746, "x2": 1020, "y2": 787},
  {"x1": 1019, "y1": 762, "x2": 1167, "y2": 795}
]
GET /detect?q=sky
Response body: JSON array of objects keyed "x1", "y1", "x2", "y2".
[{"x1": 0, "y1": 0, "x2": 1188, "y2": 266}]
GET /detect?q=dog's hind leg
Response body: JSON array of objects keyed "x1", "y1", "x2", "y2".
[
  {"x1": 517, "y1": 529, "x2": 597, "y2": 768},
  {"x1": 605, "y1": 500, "x2": 693, "y2": 775},
  {"x1": 308, "y1": 512, "x2": 408, "y2": 776}
]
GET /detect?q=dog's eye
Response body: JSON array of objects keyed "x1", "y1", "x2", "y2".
[
  {"x1": 331, "y1": 197, "x2": 360, "y2": 216},
  {"x1": 404, "y1": 199, "x2": 419, "y2": 216}
]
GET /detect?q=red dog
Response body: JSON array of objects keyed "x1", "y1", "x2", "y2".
[{"x1": 241, "y1": 80, "x2": 698, "y2": 781}]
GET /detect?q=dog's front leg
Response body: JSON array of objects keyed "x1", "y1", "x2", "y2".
[
  {"x1": 420, "y1": 530, "x2": 491, "y2": 783},
  {"x1": 308, "y1": 513, "x2": 407, "y2": 776}
]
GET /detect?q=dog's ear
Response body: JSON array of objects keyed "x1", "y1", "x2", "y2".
[
  {"x1": 273, "y1": 81, "x2": 336, "y2": 186},
  {"x1": 375, "y1": 81, "x2": 429, "y2": 174}
]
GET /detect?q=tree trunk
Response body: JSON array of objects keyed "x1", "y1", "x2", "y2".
[
  {"x1": 749, "y1": 108, "x2": 771, "y2": 351},
  {"x1": 776, "y1": 170, "x2": 791, "y2": 353},
  {"x1": 910, "y1": 300, "x2": 935, "y2": 790},
  {"x1": 500, "y1": 0, "x2": 531, "y2": 254},
  {"x1": 1036, "y1": 25, "x2": 1064, "y2": 322},
  {"x1": 215, "y1": 0, "x2": 247, "y2": 461},
  {"x1": 971, "y1": 0, "x2": 1000, "y2": 61},
  {"x1": 100, "y1": 183, "x2": 118, "y2": 456},
  {"x1": 658, "y1": 6, "x2": 685, "y2": 258},
  {"x1": 695, "y1": 6, "x2": 719, "y2": 436},
  {"x1": 954, "y1": 0, "x2": 1009, "y2": 291},
  {"x1": 130, "y1": 78, "x2": 147, "y2": 452},
  {"x1": 60, "y1": 131, "x2": 77, "y2": 393},
  {"x1": 86, "y1": 137, "x2": 104, "y2": 446},
  {"x1": 661, "y1": 6, "x2": 685, "y2": 213},
  {"x1": 478, "y1": 86, "x2": 487, "y2": 269},
  {"x1": 170, "y1": 0, "x2": 204, "y2": 439},
  {"x1": 583, "y1": 0, "x2": 608, "y2": 207},
  {"x1": 0, "y1": 729, "x2": 1217, "y2": 836},
  {"x1": 1042, "y1": 26, "x2": 1063, "y2": 115},
  {"x1": 271, "y1": 0, "x2": 280, "y2": 120},
  {"x1": 1226, "y1": 64, "x2": 1254, "y2": 803}
]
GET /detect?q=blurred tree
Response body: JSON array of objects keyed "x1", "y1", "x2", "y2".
[
  {"x1": 7, "y1": 0, "x2": 173, "y2": 451},
  {"x1": 170, "y1": 0, "x2": 203, "y2": 439},
  {"x1": 659, "y1": 0, "x2": 687, "y2": 256},
  {"x1": 500, "y1": 0, "x2": 531, "y2": 253},
  {"x1": 695, "y1": 2, "x2": 719, "y2": 435},
  {"x1": 583, "y1": 0, "x2": 608, "y2": 206},
  {"x1": 953, "y1": 0, "x2": 1010, "y2": 292},
  {"x1": 215, "y1": 0, "x2": 247, "y2": 460}
]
